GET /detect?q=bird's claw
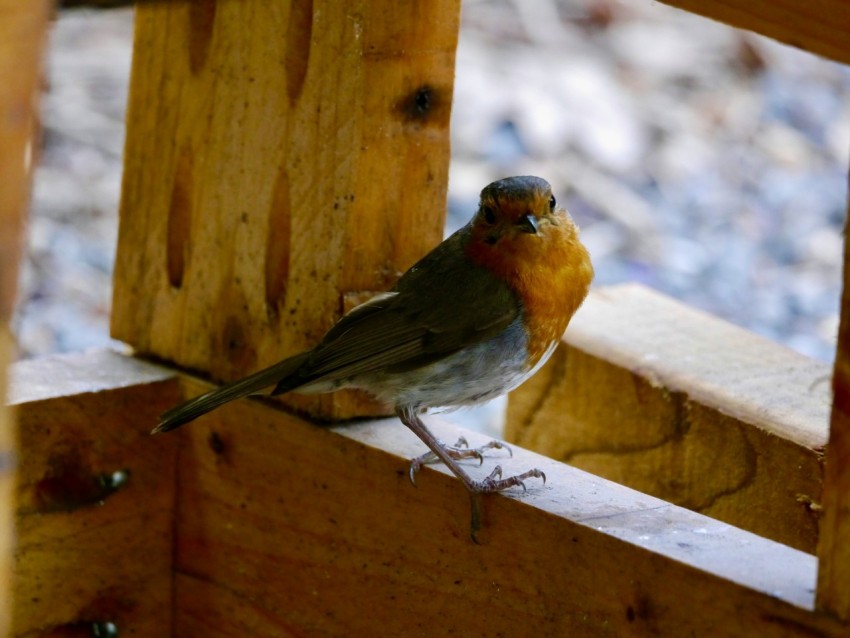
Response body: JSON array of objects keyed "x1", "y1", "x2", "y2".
[
  {"x1": 407, "y1": 436, "x2": 513, "y2": 485},
  {"x1": 408, "y1": 458, "x2": 423, "y2": 486},
  {"x1": 473, "y1": 466, "x2": 546, "y2": 493}
]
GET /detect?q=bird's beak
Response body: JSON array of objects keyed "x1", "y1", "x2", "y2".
[{"x1": 518, "y1": 213, "x2": 539, "y2": 234}]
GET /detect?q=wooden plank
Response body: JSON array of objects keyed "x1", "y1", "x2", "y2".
[
  {"x1": 0, "y1": 2, "x2": 51, "y2": 635},
  {"x1": 506, "y1": 284, "x2": 829, "y2": 553},
  {"x1": 658, "y1": 0, "x2": 850, "y2": 65},
  {"x1": 817, "y1": 200, "x2": 850, "y2": 619},
  {"x1": 5, "y1": 350, "x2": 844, "y2": 635},
  {"x1": 112, "y1": 0, "x2": 460, "y2": 420},
  {"x1": 7, "y1": 351, "x2": 179, "y2": 636},
  {"x1": 165, "y1": 373, "x2": 845, "y2": 637}
]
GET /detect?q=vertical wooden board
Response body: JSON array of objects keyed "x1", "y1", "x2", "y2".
[
  {"x1": 113, "y1": 0, "x2": 460, "y2": 420},
  {"x1": 166, "y1": 392, "x2": 843, "y2": 637},
  {"x1": 0, "y1": 331, "x2": 15, "y2": 638},
  {"x1": 9, "y1": 352, "x2": 179, "y2": 636},
  {"x1": 0, "y1": 1, "x2": 51, "y2": 635},
  {"x1": 506, "y1": 285, "x2": 828, "y2": 552},
  {"x1": 817, "y1": 200, "x2": 850, "y2": 619},
  {"x1": 0, "y1": 0, "x2": 48, "y2": 326}
]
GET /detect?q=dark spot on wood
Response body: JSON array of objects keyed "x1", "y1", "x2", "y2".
[
  {"x1": 208, "y1": 431, "x2": 225, "y2": 455},
  {"x1": 167, "y1": 147, "x2": 193, "y2": 288},
  {"x1": 400, "y1": 85, "x2": 436, "y2": 121},
  {"x1": 265, "y1": 165, "x2": 292, "y2": 318},
  {"x1": 285, "y1": 0, "x2": 313, "y2": 103},
  {"x1": 32, "y1": 453, "x2": 129, "y2": 513},
  {"x1": 626, "y1": 606, "x2": 636, "y2": 622},
  {"x1": 219, "y1": 314, "x2": 256, "y2": 372},
  {"x1": 188, "y1": 0, "x2": 216, "y2": 75},
  {"x1": 396, "y1": 84, "x2": 442, "y2": 123}
]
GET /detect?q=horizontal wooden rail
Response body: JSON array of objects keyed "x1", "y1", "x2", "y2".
[
  {"x1": 658, "y1": 0, "x2": 850, "y2": 65},
  {"x1": 8, "y1": 349, "x2": 847, "y2": 636},
  {"x1": 507, "y1": 284, "x2": 829, "y2": 552}
]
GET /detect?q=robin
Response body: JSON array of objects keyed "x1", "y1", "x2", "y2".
[{"x1": 155, "y1": 175, "x2": 593, "y2": 536}]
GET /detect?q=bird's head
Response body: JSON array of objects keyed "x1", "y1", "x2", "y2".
[
  {"x1": 464, "y1": 175, "x2": 593, "y2": 325},
  {"x1": 469, "y1": 175, "x2": 571, "y2": 247}
]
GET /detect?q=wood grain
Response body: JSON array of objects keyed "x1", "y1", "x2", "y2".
[
  {"x1": 658, "y1": 0, "x2": 850, "y2": 65},
  {"x1": 112, "y1": 0, "x2": 460, "y2": 420},
  {"x1": 8, "y1": 351, "x2": 179, "y2": 636},
  {"x1": 817, "y1": 202, "x2": 850, "y2": 620},
  {"x1": 506, "y1": 284, "x2": 829, "y2": 552},
  {"x1": 0, "y1": 2, "x2": 51, "y2": 635},
  {"x1": 167, "y1": 374, "x2": 844, "y2": 637},
  {"x1": 4, "y1": 350, "x2": 847, "y2": 636}
]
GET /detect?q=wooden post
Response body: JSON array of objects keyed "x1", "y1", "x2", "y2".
[
  {"x1": 0, "y1": 1, "x2": 51, "y2": 635},
  {"x1": 817, "y1": 192, "x2": 850, "y2": 620},
  {"x1": 112, "y1": 0, "x2": 460, "y2": 420}
]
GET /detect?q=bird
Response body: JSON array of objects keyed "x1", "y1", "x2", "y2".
[{"x1": 154, "y1": 175, "x2": 594, "y2": 536}]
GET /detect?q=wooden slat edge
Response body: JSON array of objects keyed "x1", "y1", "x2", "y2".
[
  {"x1": 342, "y1": 417, "x2": 820, "y2": 607},
  {"x1": 570, "y1": 284, "x2": 829, "y2": 448},
  {"x1": 658, "y1": 0, "x2": 850, "y2": 65},
  {"x1": 816, "y1": 185, "x2": 850, "y2": 619},
  {"x1": 8, "y1": 348, "x2": 174, "y2": 405}
]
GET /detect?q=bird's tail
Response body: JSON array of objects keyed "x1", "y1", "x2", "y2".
[{"x1": 154, "y1": 352, "x2": 310, "y2": 434}]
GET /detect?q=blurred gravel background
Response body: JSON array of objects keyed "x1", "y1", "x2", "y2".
[{"x1": 15, "y1": 1, "x2": 850, "y2": 373}]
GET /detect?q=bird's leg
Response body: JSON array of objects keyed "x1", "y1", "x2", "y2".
[
  {"x1": 408, "y1": 436, "x2": 481, "y2": 483},
  {"x1": 397, "y1": 405, "x2": 544, "y2": 539}
]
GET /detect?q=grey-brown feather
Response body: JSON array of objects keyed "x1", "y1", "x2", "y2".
[
  {"x1": 156, "y1": 224, "x2": 521, "y2": 433},
  {"x1": 154, "y1": 352, "x2": 309, "y2": 433},
  {"x1": 274, "y1": 226, "x2": 519, "y2": 392}
]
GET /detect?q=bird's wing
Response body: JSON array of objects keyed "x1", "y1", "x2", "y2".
[{"x1": 278, "y1": 230, "x2": 520, "y2": 389}]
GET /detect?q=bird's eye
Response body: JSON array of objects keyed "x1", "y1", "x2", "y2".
[
  {"x1": 482, "y1": 206, "x2": 497, "y2": 225},
  {"x1": 549, "y1": 195, "x2": 556, "y2": 211}
]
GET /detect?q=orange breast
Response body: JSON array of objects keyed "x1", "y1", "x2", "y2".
[{"x1": 465, "y1": 214, "x2": 593, "y2": 369}]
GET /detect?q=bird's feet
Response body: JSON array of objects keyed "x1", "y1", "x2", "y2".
[
  {"x1": 472, "y1": 465, "x2": 546, "y2": 493},
  {"x1": 408, "y1": 436, "x2": 513, "y2": 485}
]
